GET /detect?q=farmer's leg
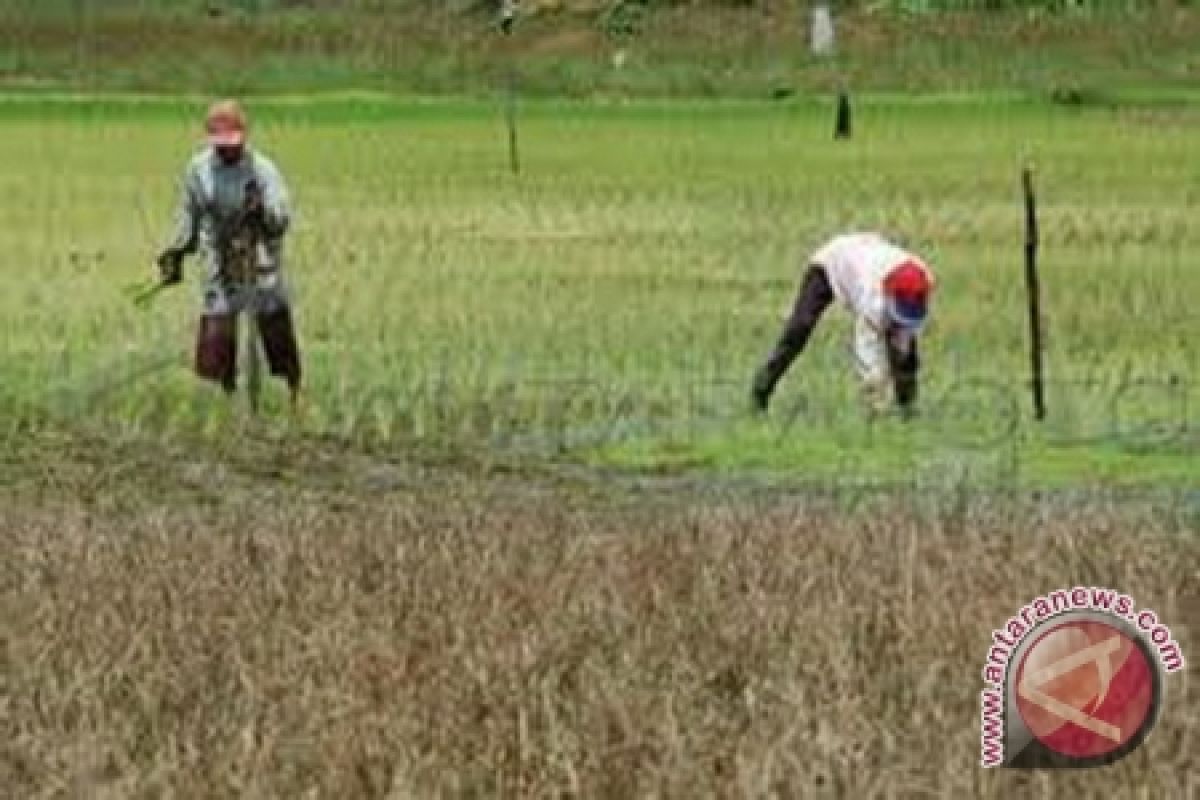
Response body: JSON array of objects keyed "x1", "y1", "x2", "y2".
[
  {"x1": 257, "y1": 306, "x2": 302, "y2": 397},
  {"x1": 195, "y1": 313, "x2": 237, "y2": 394},
  {"x1": 752, "y1": 264, "x2": 835, "y2": 409},
  {"x1": 254, "y1": 277, "x2": 302, "y2": 404}
]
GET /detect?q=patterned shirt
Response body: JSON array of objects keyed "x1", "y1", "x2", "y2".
[{"x1": 165, "y1": 145, "x2": 292, "y2": 314}]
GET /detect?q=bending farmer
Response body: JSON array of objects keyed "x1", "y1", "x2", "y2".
[{"x1": 751, "y1": 231, "x2": 935, "y2": 416}]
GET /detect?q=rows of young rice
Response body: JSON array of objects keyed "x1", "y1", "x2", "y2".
[{"x1": 0, "y1": 98, "x2": 1195, "y2": 477}]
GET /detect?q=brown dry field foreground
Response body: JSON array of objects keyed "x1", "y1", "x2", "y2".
[{"x1": 2, "y1": 431, "x2": 1198, "y2": 798}]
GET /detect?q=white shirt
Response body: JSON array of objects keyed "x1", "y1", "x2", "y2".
[
  {"x1": 808, "y1": 232, "x2": 934, "y2": 392},
  {"x1": 812, "y1": 232, "x2": 930, "y2": 329}
]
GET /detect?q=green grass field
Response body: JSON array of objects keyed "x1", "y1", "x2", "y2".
[{"x1": 1, "y1": 92, "x2": 1197, "y2": 490}]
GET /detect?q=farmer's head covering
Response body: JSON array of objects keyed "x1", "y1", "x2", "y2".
[
  {"x1": 206, "y1": 99, "x2": 248, "y2": 147},
  {"x1": 883, "y1": 259, "x2": 932, "y2": 331}
]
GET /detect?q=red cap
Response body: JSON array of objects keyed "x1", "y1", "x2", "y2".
[
  {"x1": 883, "y1": 259, "x2": 932, "y2": 330},
  {"x1": 883, "y1": 259, "x2": 932, "y2": 300}
]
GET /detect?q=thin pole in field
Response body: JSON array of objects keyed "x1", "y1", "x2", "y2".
[
  {"x1": 1022, "y1": 166, "x2": 1046, "y2": 421},
  {"x1": 763, "y1": 0, "x2": 791, "y2": 99},
  {"x1": 810, "y1": 2, "x2": 850, "y2": 140},
  {"x1": 500, "y1": 0, "x2": 520, "y2": 176},
  {"x1": 834, "y1": 88, "x2": 852, "y2": 140}
]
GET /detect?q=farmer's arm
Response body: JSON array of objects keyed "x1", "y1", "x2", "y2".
[
  {"x1": 887, "y1": 329, "x2": 920, "y2": 412},
  {"x1": 254, "y1": 157, "x2": 291, "y2": 239},
  {"x1": 165, "y1": 166, "x2": 202, "y2": 257},
  {"x1": 156, "y1": 165, "x2": 202, "y2": 282},
  {"x1": 853, "y1": 316, "x2": 892, "y2": 413}
]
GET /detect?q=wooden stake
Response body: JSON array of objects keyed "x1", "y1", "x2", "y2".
[
  {"x1": 835, "y1": 90, "x2": 852, "y2": 139},
  {"x1": 1022, "y1": 166, "x2": 1046, "y2": 421},
  {"x1": 501, "y1": 1, "x2": 520, "y2": 176}
]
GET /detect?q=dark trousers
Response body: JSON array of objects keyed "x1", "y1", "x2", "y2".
[
  {"x1": 196, "y1": 308, "x2": 302, "y2": 394},
  {"x1": 753, "y1": 265, "x2": 835, "y2": 401},
  {"x1": 753, "y1": 264, "x2": 920, "y2": 409}
]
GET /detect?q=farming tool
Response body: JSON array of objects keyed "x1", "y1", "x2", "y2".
[
  {"x1": 123, "y1": 277, "x2": 171, "y2": 309},
  {"x1": 122, "y1": 192, "x2": 174, "y2": 309}
]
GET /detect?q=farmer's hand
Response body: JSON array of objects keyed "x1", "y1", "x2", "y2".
[
  {"x1": 156, "y1": 249, "x2": 183, "y2": 285},
  {"x1": 243, "y1": 179, "x2": 265, "y2": 228},
  {"x1": 861, "y1": 380, "x2": 892, "y2": 418}
]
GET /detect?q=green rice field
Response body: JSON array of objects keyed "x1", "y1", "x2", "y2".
[{"x1": 1, "y1": 92, "x2": 1197, "y2": 490}]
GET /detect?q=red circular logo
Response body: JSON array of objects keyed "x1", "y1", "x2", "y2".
[{"x1": 1015, "y1": 619, "x2": 1157, "y2": 760}]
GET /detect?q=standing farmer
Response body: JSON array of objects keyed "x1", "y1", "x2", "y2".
[
  {"x1": 750, "y1": 231, "x2": 935, "y2": 416},
  {"x1": 155, "y1": 99, "x2": 302, "y2": 407}
]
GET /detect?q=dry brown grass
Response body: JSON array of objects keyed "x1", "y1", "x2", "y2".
[{"x1": 2, "y1": 440, "x2": 1198, "y2": 798}]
